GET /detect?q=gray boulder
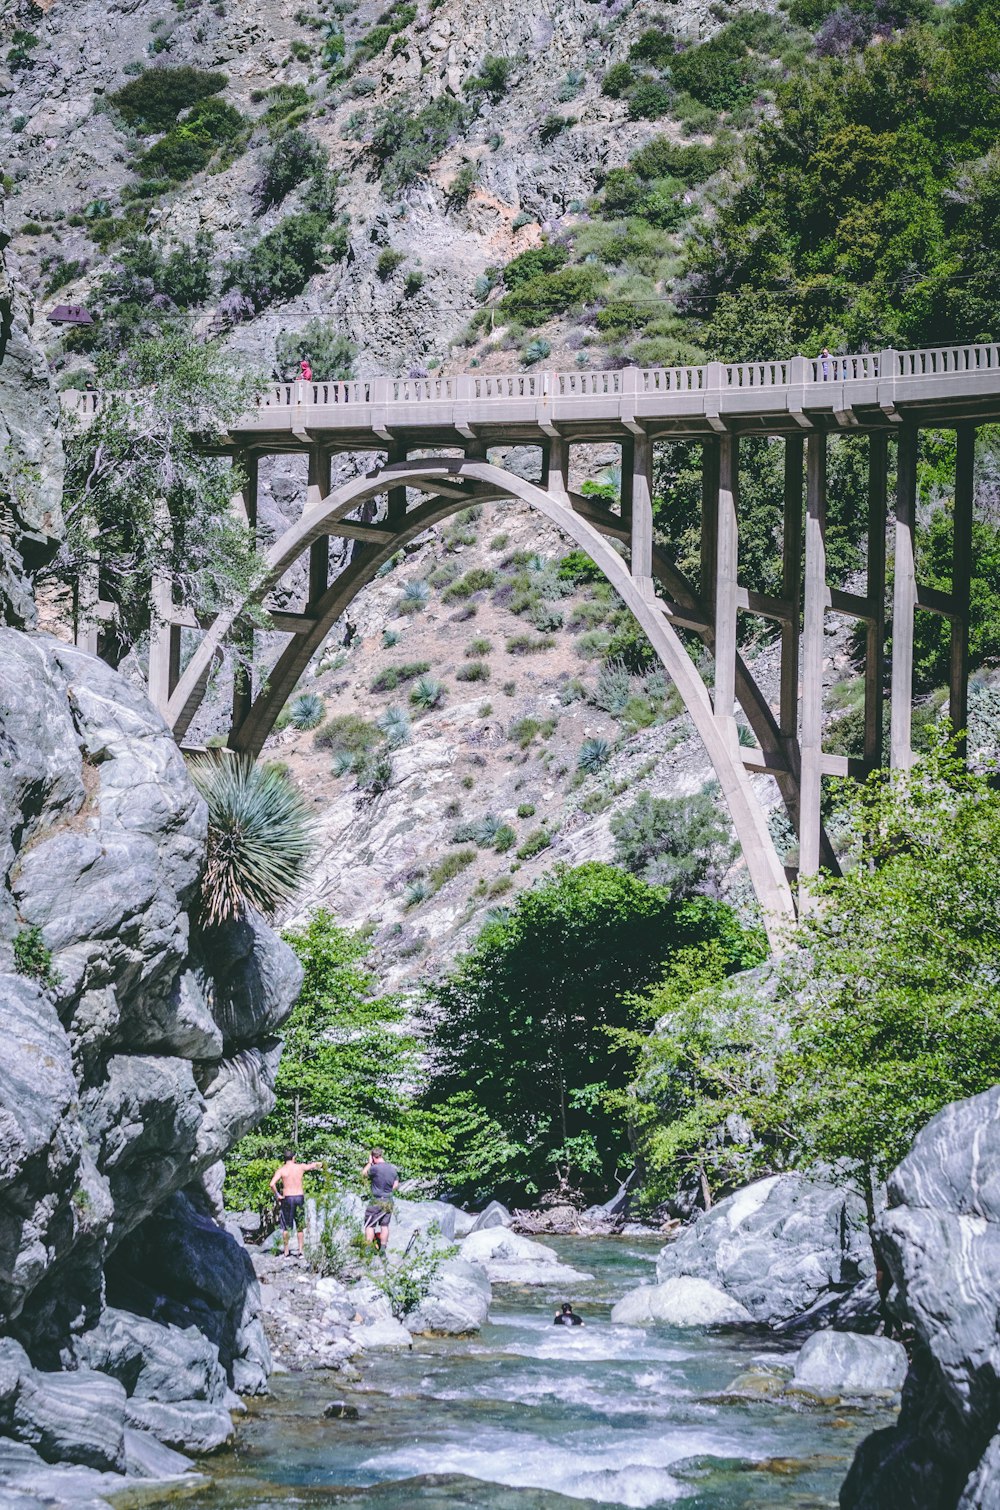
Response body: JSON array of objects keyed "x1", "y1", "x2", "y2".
[
  {"x1": 459, "y1": 1227, "x2": 592, "y2": 1286},
  {"x1": 469, "y1": 1201, "x2": 513, "y2": 1233},
  {"x1": 12, "y1": 1368, "x2": 126, "y2": 1473},
  {"x1": 611, "y1": 1276, "x2": 752, "y2": 1328},
  {"x1": 842, "y1": 1087, "x2": 1000, "y2": 1509},
  {"x1": 407, "y1": 1259, "x2": 492, "y2": 1334},
  {"x1": 123, "y1": 1427, "x2": 195, "y2": 1480},
  {"x1": 71, "y1": 1307, "x2": 229, "y2": 1404},
  {"x1": 653, "y1": 1173, "x2": 872, "y2": 1325},
  {"x1": 124, "y1": 1398, "x2": 234, "y2": 1454},
  {"x1": 789, "y1": 1331, "x2": 906, "y2": 1400}
]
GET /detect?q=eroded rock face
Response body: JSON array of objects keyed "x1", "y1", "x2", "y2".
[{"x1": 841, "y1": 1088, "x2": 1000, "y2": 1510}]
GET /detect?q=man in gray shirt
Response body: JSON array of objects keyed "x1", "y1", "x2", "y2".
[{"x1": 362, "y1": 1147, "x2": 399, "y2": 1253}]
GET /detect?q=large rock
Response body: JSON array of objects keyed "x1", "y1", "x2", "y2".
[
  {"x1": 459, "y1": 1227, "x2": 593, "y2": 1286},
  {"x1": 790, "y1": 1331, "x2": 906, "y2": 1400},
  {"x1": 407, "y1": 1258, "x2": 492, "y2": 1334},
  {"x1": 651, "y1": 1173, "x2": 873, "y2": 1325},
  {"x1": 468, "y1": 1200, "x2": 513, "y2": 1233},
  {"x1": 71, "y1": 1306, "x2": 229, "y2": 1404},
  {"x1": 611, "y1": 1276, "x2": 752, "y2": 1328},
  {"x1": 12, "y1": 1368, "x2": 126, "y2": 1473},
  {"x1": 842, "y1": 1087, "x2": 1000, "y2": 1509},
  {"x1": 123, "y1": 1397, "x2": 235, "y2": 1454}
]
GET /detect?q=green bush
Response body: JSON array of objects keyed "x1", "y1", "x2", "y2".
[
  {"x1": 506, "y1": 633, "x2": 555, "y2": 655},
  {"x1": 516, "y1": 828, "x2": 552, "y2": 860},
  {"x1": 370, "y1": 97, "x2": 468, "y2": 196},
  {"x1": 466, "y1": 636, "x2": 493, "y2": 656},
  {"x1": 456, "y1": 660, "x2": 490, "y2": 682},
  {"x1": 442, "y1": 567, "x2": 495, "y2": 602},
  {"x1": 137, "y1": 97, "x2": 246, "y2": 182},
  {"x1": 629, "y1": 26, "x2": 676, "y2": 65},
  {"x1": 12, "y1": 925, "x2": 56, "y2": 986},
  {"x1": 429, "y1": 849, "x2": 476, "y2": 889},
  {"x1": 377, "y1": 248, "x2": 406, "y2": 280},
  {"x1": 499, "y1": 266, "x2": 604, "y2": 325},
  {"x1": 224, "y1": 212, "x2": 334, "y2": 314},
  {"x1": 502, "y1": 241, "x2": 568, "y2": 289},
  {"x1": 611, "y1": 788, "x2": 731, "y2": 897},
  {"x1": 109, "y1": 65, "x2": 228, "y2": 131},
  {"x1": 188, "y1": 755, "x2": 312, "y2": 925},
  {"x1": 314, "y1": 713, "x2": 382, "y2": 753},
  {"x1": 630, "y1": 135, "x2": 732, "y2": 185},
  {"x1": 464, "y1": 54, "x2": 513, "y2": 103},
  {"x1": 276, "y1": 318, "x2": 355, "y2": 381},
  {"x1": 252, "y1": 127, "x2": 327, "y2": 214},
  {"x1": 601, "y1": 61, "x2": 636, "y2": 98},
  {"x1": 626, "y1": 79, "x2": 671, "y2": 121},
  {"x1": 371, "y1": 661, "x2": 430, "y2": 691}
]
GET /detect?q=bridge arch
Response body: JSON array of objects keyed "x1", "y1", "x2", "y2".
[{"x1": 165, "y1": 454, "x2": 797, "y2": 946}]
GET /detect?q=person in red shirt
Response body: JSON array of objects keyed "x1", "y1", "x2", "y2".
[{"x1": 300, "y1": 357, "x2": 312, "y2": 381}]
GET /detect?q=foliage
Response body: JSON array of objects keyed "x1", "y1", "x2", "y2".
[
  {"x1": 910, "y1": 505, "x2": 1000, "y2": 691},
  {"x1": 502, "y1": 242, "x2": 568, "y2": 289},
  {"x1": 289, "y1": 693, "x2": 325, "y2": 729},
  {"x1": 370, "y1": 1225, "x2": 457, "y2": 1318},
  {"x1": 578, "y1": 736, "x2": 612, "y2": 772},
  {"x1": 108, "y1": 66, "x2": 228, "y2": 132},
  {"x1": 223, "y1": 212, "x2": 342, "y2": 316},
  {"x1": 610, "y1": 788, "x2": 732, "y2": 897},
  {"x1": 464, "y1": 54, "x2": 513, "y2": 103},
  {"x1": 276, "y1": 319, "x2": 355, "y2": 381},
  {"x1": 51, "y1": 331, "x2": 265, "y2": 661},
  {"x1": 421, "y1": 863, "x2": 763, "y2": 1202},
  {"x1": 371, "y1": 661, "x2": 431, "y2": 692},
  {"x1": 189, "y1": 755, "x2": 312, "y2": 925},
  {"x1": 410, "y1": 675, "x2": 445, "y2": 709},
  {"x1": 137, "y1": 97, "x2": 246, "y2": 183},
  {"x1": 252, "y1": 128, "x2": 327, "y2": 214},
  {"x1": 12, "y1": 925, "x2": 57, "y2": 987},
  {"x1": 499, "y1": 266, "x2": 604, "y2": 326},
  {"x1": 370, "y1": 97, "x2": 469, "y2": 197},
  {"x1": 225, "y1": 911, "x2": 450, "y2": 1210},
  {"x1": 314, "y1": 713, "x2": 381, "y2": 754},
  {"x1": 377, "y1": 248, "x2": 406, "y2": 280}
]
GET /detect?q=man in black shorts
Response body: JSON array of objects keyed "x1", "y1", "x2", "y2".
[
  {"x1": 362, "y1": 1147, "x2": 399, "y2": 1252},
  {"x1": 269, "y1": 1150, "x2": 323, "y2": 1257}
]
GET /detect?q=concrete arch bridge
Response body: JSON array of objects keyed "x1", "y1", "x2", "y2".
[{"x1": 66, "y1": 344, "x2": 1000, "y2": 946}]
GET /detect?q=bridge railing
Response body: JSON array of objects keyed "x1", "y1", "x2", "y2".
[{"x1": 896, "y1": 344, "x2": 1000, "y2": 377}]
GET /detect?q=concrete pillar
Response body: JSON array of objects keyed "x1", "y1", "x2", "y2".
[
  {"x1": 387, "y1": 440, "x2": 407, "y2": 524},
  {"x1": 780, "y1": 435, "x2": 803, "y2": 741},
  {"x1": 713, "y1": 435, "x2": 739, "y2": 723},
  {"x1": 232, "y1": 450, "x2": 260, "y2": 733},
  {"x1": 627, "y1": 430, "x2": 654, "y2": 600},
  {"x1": 148, "y1": 576, "x2": 180, "y2": 717},
  {"x1": 544, "y1": 435, "x2": 570, "y2": 500},
  {"x1": 950, "y1": 423, "x2": 975, "y2": 750},
  {"x1": 307, "y1": 446, "x2": 331, "y2": 605},
  {"x1": 890, "y1": 424, "x2": 919, "y2": 768},
  {"x1": 799, "y1": 432, "x2": 828, "y2": 882},
  {"x1": 700, "y1": 439, "x2": 720, "y2": 609},
  {"x1": 865, "y1": 433, "x2": 888, "y2": 766}
]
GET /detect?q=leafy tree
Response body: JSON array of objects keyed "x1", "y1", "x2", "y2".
[
  {"x1": 610, "y1": 787, "x2": 733, "y2": 896},
  {"x1": 421, "y1": 863, "x2": 763, "y2": 1203},
  {"x1": 223, "y1": 212, "x2": 343, "y2": 315},
  {"x1": 137, "y1": 97, "x2": 246, "y2": 183},
  {"x1": 108, "y1": 66, "x2": 228, "y2": 132},
  {"x1": 49, "y1": 330, "x2": 266, "y2": 664},
  {"x1": 369, "y1": 97, "x2": 468, "y2": 196},
  {"x1": 252, "y1": 128, "x2": 328, "y2": 215},
  {"x1": 276, "y1": 318, "x2": 355, "y2": 380},
  {"x1": 225, "y1": 911, "x2": 448, "y2": 1211}
]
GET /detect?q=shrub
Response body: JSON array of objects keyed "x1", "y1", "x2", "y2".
[
  {"x1": 578, "y1": 737, "x2": 612, "y2": 773},
  {"x1": 442, "y1": 567, "x2": 495, "y2": 602},
  {"x1": 276, "y1": 319, "x2": 355, "y2": 381},
  {"x1": 530, "y1": 601, "x2": 563, "y2": 632},
  {"x1": 592, "y1": 657, "x2": 632, "y2": 715},
  {"x1": 252, "y1": 128, "x2": 327, "y2": 215},
  {"x1": 509, "y1": 716, "x2": 542, "y2": 749},
  {"x1": 108, "y1": 65, "x2": 228, "y2": 131},
  {"x1": 516, "y1": 828, "x2": 552, "y2": 860},
  {"x1": 517, "y1": 802, "x2": 536, "y2": 818},
  {"x1": 629, "y1": 26, "x2": 676, "y2": 65},
  {"x1": 223, "y1": 212, "x2": 334, "y2": 316},
  {"x1": 378, "y1": 705, "x2": 412, "y2": 746},
  {"x1": 370, "y1": 97, "x2": 468, "y2": 197},
  {"x1": 383, "y1": 628, "x2": 402, "y2": 647},
  {"x1": 466, "y1": 636, "x2": 492, "y2": 656},
  {"x1": 137, "y1": 97, "x2": 246, "y2": 182},
  {"x1": 626, "y1": 79, "x2": 672, "y2": 121},
  {"x1": 464, "y1": 54, "x2": 513, "y2": 103},
  {"x1": 377, "y1": 248, "x2": 406, "y2": 280},
  {"x1": 611, "y1": 788, "x2": 731, "y2": 896},
  {"x1": 410, "y1": 675, "x2": 445, "y2": 709},
  {"x1": 557, "y1": 549, "x2": 604, "y2": 584},
  {"x1": 523, "y1": 337, "x2": 551, "y2": 364},
  {"x1": 404, "y1": 270, "x2": 425, "y2": 296},
  {"x1": 629, "y1": 136, "x2": 731, "y2": 185},
  {"x1": 490, "y1": 533, "x2": 509, "y2": 551},
  {"x1": 12, "y1": 925, "x2": 56, "y2": 986},
  {"x1": 500, "y1": 266, "x2": 604, "y2": 326},
  {"x1": 429, "y1": 849, "x2": 476, "y2": 889},
  {"x1": 314, "y1": 713, "x2": 381, "y2": 753},
  {"x1": 493, "y1": 824, "x2": 516, "y2": 853},
  {"x1": 188, "y1": 755, "x2": 312, "y2": 924},
  {"x1": 371, "y1": 660, "x2": 430, "y2": 691},
  {"x1": 506, "y1": 633, "x2": 554, "y2": 655},
  {"x1": 456, "y1": 661, "x2": 490, "y2": 682},
  {"x1": 502, "y1": 241, "x2": 568, "y2": 290},
  {"x1": 538, "y1": 114, "x2": 574, "y2": 144},
  {"x1": 601, "y1": 61, "x2": 636, "y2": 98},
  {"x1": 289, "y1": 692, "x2": 325, "y2": 729},
  {"x1": 446, "y1": 162, "x2": 478, "y2": 206},
  {"x1": 355, "y1": 749, "x2": 394, "y2": 795},
  {"x1": 398, "y1": 579, "x2": 430, "y2": 613},
  {"x1": 473, "y1": 813, "x2": 503, "y2": 846}
]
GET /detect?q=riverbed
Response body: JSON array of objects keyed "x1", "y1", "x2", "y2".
[{"x1": 184, "y1": 1237, "x2": 893, "y2": 1509}]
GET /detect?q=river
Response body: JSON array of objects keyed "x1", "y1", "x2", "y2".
[{"x1": 184, "y1": 1237, "x2": 893, "y2": 1510}]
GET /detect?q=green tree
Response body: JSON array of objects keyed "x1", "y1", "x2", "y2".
[
  {"x1": 49, "y1": 330, "x2": 266, "y2": 665},
  {"x1": 422, "y1": 863, "x2": 763, "y2": 1203},
  {"x1": 225, "y1": 910, "x2": 446, "y2": 1210}
]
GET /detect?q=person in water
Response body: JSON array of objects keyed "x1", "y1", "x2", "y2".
[
  {"x1": 270, "y1": 1150, "x2": 324, "y2": 1257},
  {"x1": 362, "y1": 1147, "x2": 400, "y2": 1252},
  {"x1": 553, "y1": 1302, "x2": 584, "y2": 1327}
]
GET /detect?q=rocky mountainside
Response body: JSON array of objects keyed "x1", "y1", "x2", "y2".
[{"x1": 0, "y1": 223, "x2": 302, "y2": 1503}]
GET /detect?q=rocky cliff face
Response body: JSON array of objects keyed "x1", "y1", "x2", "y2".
[{"x1": 0, "y1": 233, "x2": 301, "y2": 1500}]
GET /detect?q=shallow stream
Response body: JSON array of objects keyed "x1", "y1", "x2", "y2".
[{"x1": 185, "y1": 1237, "x2": 892, "y2": 1510}]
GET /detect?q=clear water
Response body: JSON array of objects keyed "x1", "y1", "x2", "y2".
[{"x1": 184, "y1": 1237, "x2": 892, "y2": 1510}]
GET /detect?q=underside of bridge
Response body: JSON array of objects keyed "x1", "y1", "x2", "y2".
[{"x1": 69, "y1": 347, "x2": 990, "y2": 947}]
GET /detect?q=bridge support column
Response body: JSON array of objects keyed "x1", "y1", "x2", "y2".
[
  {"x1": 543, "y1": 436, "x2": 570, "y2": 500},
  {"x1": 231, "y1": 449, "x2": 259, "y2": 734},
  {"x1": 700, "y1": 439, "x2": 720, "y2": 611},
  {"x1": 623, "y1": 431, "x2": 654, "y2": 600},
  {"x1": 890, "y1": 423, "x2": 919, "y2": 768},
  {"x1": 951, "y1": 423, "x2": 975, "y2": 751},
  {"x1": 780, "y1": 436, "x2": 803, "y2": 745},
  {"x1": 307, "y1": 446, "x2": 332, "y2": 603},
  {"x1": 713, "y1": 435, "x2": 739, "y2": 727},
  {"x1": 799, "y1": 433, "x2": 828, "y2": 885},
  {"x1": 387, "y1": 441, "x2": 408, "y2": 524},
  {"x1": 148, "y1": 577, "x2": 181, "y2": 716},
  {"x1": 864, "y1": 434, "x2": 888, "y2": 765}
]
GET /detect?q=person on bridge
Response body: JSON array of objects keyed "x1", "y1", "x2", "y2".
[
  {"x1": 820, "y1": 346, "x2": 831, "y2": 381},
  {"x1": 362, "y1": 1147, "x2": 399, "y2": 1253},
  {"x1": 553, "y1": 1302, "x2": 584, "y2": 1327},
  {"x1": 270, "y1": 1150, "x2": 324, "y2": 1258},
  {"x1": 299, "y1": 357, "x2": 313, "y2": 382}
]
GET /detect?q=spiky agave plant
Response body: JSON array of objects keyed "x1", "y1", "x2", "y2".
[
  {"x1": 189, "y1": 755, "x2": 312, "y2": 925},
  {"x1": 289, "y1": 692, "x2": 325, "y2": 730}
]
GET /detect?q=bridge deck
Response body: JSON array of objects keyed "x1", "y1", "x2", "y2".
[{"x1": 64, "y1": 344, "x2": 1000, "y2": 449}]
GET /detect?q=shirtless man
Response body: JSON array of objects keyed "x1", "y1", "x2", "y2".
[
  {"x1": 362, "y1": 1147, "x2": 399, "y2": 1253},
  {"x1": 269, "y1": 1150, "x2": 323, "y2": 1257}
]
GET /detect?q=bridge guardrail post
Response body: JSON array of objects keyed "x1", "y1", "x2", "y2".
[
  {"x1": 705, "y1": 359, "x2": 725, "y2": 430},
  {"x1": 878, "y1": 347, "x2": 898, "y2": 418},
  {"x1": 371, "y1": 376, "x2": 391, "y2": 439},
  {"x1": 621, "y1": 363, "x2": 640, "y2": 431}
]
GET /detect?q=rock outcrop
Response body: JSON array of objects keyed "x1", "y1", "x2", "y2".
[{"x1": 841, "y1": 1088, "x2": 1000, "y2": 1510}]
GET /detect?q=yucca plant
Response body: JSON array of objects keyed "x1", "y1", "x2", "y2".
[
  {"x1": 288, "y1": 692, "x2": 325, "y2": 730},
  {"x1": 382, "y1": 627, "x2": 402, "y2": 648},
  {"x1": 331, "y1": 751, "x2": 354, "y2": 777},
  {"x1": 398, "y1": 579, "x2": 430, "y2": 614},
  {"x1": 474, "y1": 813, "x2": 503, "y2": 846},
  {"x1": 189, "y1": 755, "x2": 312, "y2": 926},
  {"x1": 410, "y1": 675, "x2": 444, "y2": 710},
  {"x1": 378, "y1": 705, "x2": 412, "y2": 747},
  {"x1": 404, "y1": 877, "x2": 430, "y2": 908},
  {"x1": 578, "y1": 736, "x2": 612, "y2": 773}
]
